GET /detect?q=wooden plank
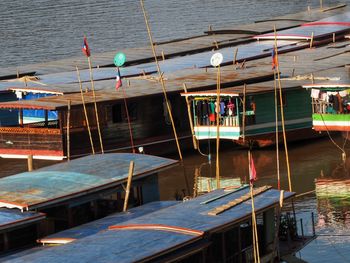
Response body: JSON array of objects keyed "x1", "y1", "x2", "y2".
[{"x1": 207, "y1": 186, "x2": 272, "y2": 216}]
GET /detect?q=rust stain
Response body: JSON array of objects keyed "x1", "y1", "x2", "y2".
[{"x1": 22, "y1": 188, "x2": 43, "y2": 195}]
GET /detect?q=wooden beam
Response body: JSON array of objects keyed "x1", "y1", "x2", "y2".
[{"x1": 207, "y1": 186, "x2": 272, "y2": 216}]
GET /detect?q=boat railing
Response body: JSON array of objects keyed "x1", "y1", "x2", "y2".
[
  {"x1": 195, "y1": 116, "x2": 240, "y2": 127},
  {"x1": 312, "y1": 100, "x2": 333, "y2": 114}
]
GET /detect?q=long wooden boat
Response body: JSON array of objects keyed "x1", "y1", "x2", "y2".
[
  {"x1": 0, "y1": 152, "x2": 178, "y2": 253},
  {"x1": 0, "y1": 88, "x2": 192, "y2": 160},
  {"x1": 181, "y1": 83, "x2": 316, "y2": 148},
  {"x1": 0, "y1": 186, "x2": 316, "y2": 263}
]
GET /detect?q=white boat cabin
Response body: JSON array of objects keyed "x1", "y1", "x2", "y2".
[{"x1": 181, "y1": 91, "x2": 256, "y2": 140}]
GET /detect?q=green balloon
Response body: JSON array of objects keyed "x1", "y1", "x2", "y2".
[{"x1": 114, "y1": 52, "x2": 126, "y2": 67}]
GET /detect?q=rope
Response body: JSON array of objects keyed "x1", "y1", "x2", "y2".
[
  {"x1": 274, "y1": 26, "x2": 292, "y2": 192},
  {"x1": 319, "y1": 112, "x2": 347, "y2": 160},
  {"x1": 120, "y1": 83, "x2": 135, "y2": 153}
]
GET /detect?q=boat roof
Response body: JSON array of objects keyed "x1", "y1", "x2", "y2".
[
  {"x1": 0, "y1": 153, "x2": 178, "y2": 211},
  {"x1": 0, "y1": 66, "x2": 274, "y2": 110},
  {"x1": 5, "y1": 186, "x2": 294, "y2": 263},
  {"x1": 38, "y1": 201, "x2": 179, "y2": 244},
  {"x1": 254, "y1": 12, "x2": 350, "y2": 40},
  {"x1": 303, "y1": 83, "x2": 350, "y2": 90},
  {"x1": 0, "y1": 201, "x2": 178, "y2": 260},
  {"x1": 0, "y1": 208, "x2": 45, "y2": 233}
]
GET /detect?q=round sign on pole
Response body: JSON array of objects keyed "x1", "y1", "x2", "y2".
[
  {"x1": 114, "y1": 52, "x2": 126, "y2": 67},
  {"x1": 210, "y1": 53, "x2": 223, "y2": 67}
]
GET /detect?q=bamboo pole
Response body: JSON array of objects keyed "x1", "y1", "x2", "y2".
[
  {"x1": 27, "y1": 155, "x2": 33, "y2": 172},
  {"x1": 234, "y1": 48, "x2": 238, "y2": 65},
  {"x1": 320, "y1": 0, "x2": 323, "y2": 10},
  {"x1": 140, "y1": 0, "x2": 183, "y2": 160},
  {"x1": 76, "y1": 66, "x2": 95, "y2": 155},
  {"x1": 183, "y1": 83, "x2": 198, "y2": 150},
  {"x1": 87, "y1": 55, "x2": 104, "y2": 154},
  {"x1": 274, "y1": 72, "x2": 280, "y2": 190},
  {"x1": 310, "y1": 32, "x2": 314, "y2": 48},
  {"x1": 250, "y1": 183, "x2": 260, "y2": 263},
  {"x1": 123, "y1": 161, "x2": 135, "y2": 212},
  {"x1": 216, "y1": 65, "x2": 221, "y2": 189},
  {"x1": 67, "y1": 100, "x2": 71, "y2": 161},
  {"x1": 274, "y1": 26, "x2": 292, "y2": 192},
  {"x1": 242, "y1": 84, "x2": 246, "y2": 142}
]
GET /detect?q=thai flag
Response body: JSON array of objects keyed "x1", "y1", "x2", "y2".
[
  {"x1": 115, "y1": 67, "x2": 122, "y2": 90},
  {"x1": 249, "y1": 151, "x2": 257, "y2": 184},
  {"x1": 82, "y1": 36, "x2": 91, "y2": 57},
  {"x1": 272, "y1": 47, "x2": 278, "y2": 70}
]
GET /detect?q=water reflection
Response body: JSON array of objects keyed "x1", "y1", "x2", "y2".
[{"x1": 315, "y1": 160, "x2": 350, "y2": 228}]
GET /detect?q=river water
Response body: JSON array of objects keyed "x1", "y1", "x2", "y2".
[{"x1": 1, "y1": 0, "x2": 350, "y2": 262}]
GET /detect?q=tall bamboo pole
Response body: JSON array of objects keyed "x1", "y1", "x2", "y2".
[
  {"x1": 76, "y1": 66, "x2": 95, "y2": 155},
  {"x1": 274, "y1": 26, "x2": 292, "y2": 192},
  {"x1": 274, "y1": 72, "x2": 280, "y2": 190},
  {"x1": 67, "y1": 100, "x2": 71, "y2": 161},
  {"x1": 250, "y1": 184, "x2": 260, "y2": 263},
  {"x1": 216, "y1": 65, "x2": 221, "y2": 189},
  {"x1": 140, "y1": 0, "x2": 182, "y2": 160},
  {"x1": 183, "y1": 83, "x2": 198, "y2": 150},
  {"x1": 242, "y1": 84, "x2": 246, "y2": 142},
  {"x1": 87, "y1": 56, "x2": 104, "y2": 154}
]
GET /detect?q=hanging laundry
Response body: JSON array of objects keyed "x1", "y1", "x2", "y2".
[
  {"x1": 311, "y1": 89, "x2": 320, "y2": 99},
  {"x1": 339, "y1": 90, "x2": 348, "y2": 97}
]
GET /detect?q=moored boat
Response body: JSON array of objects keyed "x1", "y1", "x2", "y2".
[
  {"x1": 0, "y1": 186, "x2": 316, "y2": 262},
  {"x1": 181, "y1": 83, "x2": 316, "y2": 148}
]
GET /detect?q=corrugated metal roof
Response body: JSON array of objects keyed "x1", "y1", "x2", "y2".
[
  {"x1": 254, "y1": 12, "x2": 350, "y2": 40},
  {"x1": 0, "y1": 153, "x2": 178, "y2": 211},
  {"x1": 0, "y1": 39, "x2": 301, "y2": 90},
  {"x1": 38, "y1": 201, "x2": 179, "y2": 242},
  {"x1": 4, "y1": 187, "x2": 294, "y2": 263}
]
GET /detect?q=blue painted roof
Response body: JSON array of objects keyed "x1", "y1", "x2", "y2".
[
  {"x1": 41, "y1": 201, "x2": 179, "y2": 241},
  {"x1": 0, "y1": 153, "x2": 178, "y2": 210},
  {"x1": 4, "y1": 187, "x2": 294, "y2": 263},
  {"x1": 0, "y1": 208, "x2": 45, "y2": 232},
  {"x1": 0, "y1": 201, "x2": 178, "y2": 261}
]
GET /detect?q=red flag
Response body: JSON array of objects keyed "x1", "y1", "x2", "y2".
[
  {"x1": 272, "y1": 47, "x2": 278, "y2": 70},
  {"x1": 249, "y1": 152, "x2": 257, "y2": 184},
  {"x1": 82, "y1": 36, "x2": 91, "y2": 57},
  {"x1": 115, "y1": 67, "x2": 122, "y2": 90}
]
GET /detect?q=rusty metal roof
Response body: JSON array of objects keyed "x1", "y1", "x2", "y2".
[{"x1": 0, "y1": 153, "x2": 178, "y2": 211}]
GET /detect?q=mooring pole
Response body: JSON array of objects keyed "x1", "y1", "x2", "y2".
[
  {"x1": 27, "y1": 155, "x2": 33, "y2": 172},
  {"x1": 123, "y1": 161, "x2": 135, "y2": 212}
]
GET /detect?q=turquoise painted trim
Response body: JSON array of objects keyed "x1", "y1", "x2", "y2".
[{"x1": 195, "y1": 131, "x2": 240, "y2": 138}]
